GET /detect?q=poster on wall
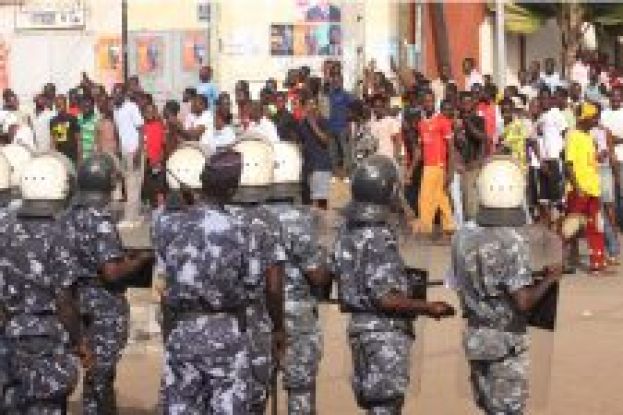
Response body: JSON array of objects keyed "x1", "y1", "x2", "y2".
[
  {"x1": 95, "y1": 37, "x2": 122, "y2": 87},
  {"x1": 136, "y1": 36, "x2": 164, "y2": 76},
  {"x1": 271, "y1": 1, "x2": 342, "y2": 57},
  {"x1": 0, "y1": 40, "x2": 8, "y2": 91},
  {"x1": 182, "y1": 32, "x2": 208, "y2": 71}
]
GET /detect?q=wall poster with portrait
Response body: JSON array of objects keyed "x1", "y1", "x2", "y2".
[
  {"x1": 181, "y1": 32, "x2": 209, "y2": 72},
  {"x1": 270, "y1": 1, "x2": 342, "y2": 57},
  {"x1": 135, "y1": 36, "x2": 164, "y2": 76}
]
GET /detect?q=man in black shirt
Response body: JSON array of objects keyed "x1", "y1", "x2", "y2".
[
  {"x1": 455, "y1": 92, "x2": 487, "y2": 221},
  {"x1": 50, "y1": 95, "x2": 80, "y2": 163}
]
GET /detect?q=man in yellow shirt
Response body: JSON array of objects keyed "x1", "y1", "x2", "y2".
[{"x1": 564, "y1": 102, "x2": 606, "y2": 273}]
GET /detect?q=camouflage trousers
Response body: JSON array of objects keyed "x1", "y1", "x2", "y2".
[
  {"x1": 284, "y1": 301, "x2": 322, "y2": 415},
  {"x1": 247, "y1": 317, "x2": 273, "y2": 415},
  {"x1": 4, "y1": 336, "x2": 79, "y2": 415},
  {"x1": 349, "y1": 330, "x2": 413, "y2": 415},
  {"x1": 81, "y1": 290, "x2": 129, "y2": 415},
  {"x1": 0, "y1": 332, "x2": 8, "y2": 412},
  {"x1": 468, "y1": 349, "x2": 529, "y2": 415},
  {"x1": 161, "y1": 315, "x2": 251, "y2": 415}
]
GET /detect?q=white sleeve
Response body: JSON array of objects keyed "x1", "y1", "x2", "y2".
[{"x1": 133, "y1": 104, "x2": 144, "y2": 127}]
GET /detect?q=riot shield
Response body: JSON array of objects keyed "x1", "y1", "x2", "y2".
[
  {"x1": 116, "y1": 217, "x2": 155, "y2": 288},
  {"x1": 456, "y1": 224, "x2": 562, "y2": 410},
  {"x1": 397, "y1": 228, "x2": 434, "y2": 401}
]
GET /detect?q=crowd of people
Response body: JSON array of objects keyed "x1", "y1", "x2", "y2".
[{"x1": 0, "y1": 50, "x2": 621, "y2": 271}]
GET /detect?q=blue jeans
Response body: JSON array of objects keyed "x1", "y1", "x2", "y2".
[{"x1": 603, "y1": 209, "x2": 620, "y2": 258}]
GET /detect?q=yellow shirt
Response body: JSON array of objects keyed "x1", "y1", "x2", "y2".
[
  {"x1": 565, "y1": 129, "x2": 600, "y2": 197},
  {"x1": 502, "y1": 119, "x2": 528, "y2": 171}
]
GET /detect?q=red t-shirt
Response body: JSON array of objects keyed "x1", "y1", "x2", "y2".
[
  {"x1": 418, "y1": 114, "x2": 452, "y2": 166},
  {"x1": 144, "y1": 119, "x2": 165, "y2": 167},
  {"x1": 477, "y1": 101, "x2": 498, "y2": 154}
]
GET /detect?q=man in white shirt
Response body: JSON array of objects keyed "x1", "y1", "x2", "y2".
[
  {"x1": 33, "y1": 94, "x2": 56, "y2": 152},
  {"x1": 183, "y1": 95, "x2": 214, "y2": 146},
  {"x1": 601, "y1": 88, "x2": 623, "y2": 224},
  {"x1": 211, "y1": 109, "x2": 237, "y2": 153},
  {"x1": 247, "y1": 101, "x2": 280, "y2": 143},
  {"x1": 537, "y1": 95, "x2": 567, "y2": 221},
  {"x1": 369, "y1": 95, "x2": 402, "y2": 162},
  {"x1": 540, "y1": 58, "x2": 565, "y2": 93},
  {"x1": 112, "y1": 83, "x2": 144, "y2": 222},
  {"x1": 517, "y1": 69, "x2": 537, "y2": 101}
]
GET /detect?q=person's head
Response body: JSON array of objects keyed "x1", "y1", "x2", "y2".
[
  {"x1": 460, "y1": 92, "x2": 475, "y2": 114},
  {"x1": 330, "y1": 72, "x2": 343, "y2": 90},
  {"x1": 544, "y1": 58, "x2": 556, "y2": 75},
  {"x1": 54, "y1": 94, "x2": 68, "y2": 114},
  {"x1": 128, "y1": 76, "x2": 141, "y2": 91},
  {"x1": 610, "y1": 87, "x2": 622, "y2": 111},
  {"x1": 484, "y1": 84, "x2": 497, "y2": 102},
  {"x1": 80, "y1": 94, "x2": 95, "y2": 116},
  {"x1": 518, "y1": 69, "x2": 529, "y2": 86},
  {"x1": 43, "y1": 83, "x2": 56, "y2": 102},
  {"x1": 191, "y1": 95, "x2": 208, "y2": 115},
  {"x1": 555, "y1": 87, "x2": 568, "y2": 109},
  {"x1": 504, "y1": 85, "x2": 518, "y2": 99},
  {"x1": 576, "y1": 50, "x2": 585, "y2": 63},
  {"x1": 235, "y1": 81, "x2": 250, "y2": 105},
  {"x1": 183, "y1": 87, "x2": 197, "y2": 103},
  {"x1": 2, "y1": 89, "x2": 17, "y2": 111},
  {"x1": 265, "y1": 78, "x2": 278, "y2": 92},
  {"x1": 529, "y1": 60, "x2": 541, "y2": 80},
  {"x1": 538, "y1": 86, "x2": 551, "y2": 101},
  {"x1": 470, "y1": 82, "x2": 483, "y2": 99},
  {"x1": 34, "y1": 94, "x2": 46, "y2": 113},
  {"x1": 300, "y1": 66, "x2": 311, "y2": 80},
  {"x1": 217, "y1": 92, "x2": 232, "y2": 114},
  {"x1": 371, "y1": 94, "x2": 388, "y2": 118},
  {"x1": 112, "y1": 83, "x2": 126, "y2": 106},
  {"x1": 302, "y1": 95, "x2": 319, "y2": 117},
  {"x1": 275, "y1": 92, "x2": 287, "y2": 111},
  {"x1": 143, "y1": 102, "x2": 157, "y2": 122},
  {"x1": 214, "y1": 108, "x2": 228, "y2": 131},
  {"x1": 440, "y1": 99, "x2": 455, "y2": 119},
  {"x1": 98, "y1": 96, "x2": 114, "y2": 118},
  {"x1": 462, "y1": 58, "x2": 475, "y2": 75},
  {"x1": 445, "y1": 82, "x2": 458, "y2": 100},
  {"x1": 589, "y1": 66, "x2": 599, "y2": 84},
  {"x1": 439, "y1": 64, "x2": 451, "y2": 82},
  {"x1": 199, "y1": 65, "x2": 213, "y2": 83},
  {"x1": 163, "y1": 99, "x2": 180, "y2": 121},
  {"x1": 249, "y1": 100, "x2": 263, "y2": 122},
  {"x1": 528, "y1": 98, "x2": 540, "y2": 119},
  {"x1": 569, "y1": 82, "x2": 582, "y2": 102},
  {"x1": 500, "y1": 98, "x2": 514, "y2": 124},
  {"x1": 422, "y1": 91, "x2": 435, "y2": 115},
  {"x1": 577, "y1": 101, "x2": 598, "y2": 131}
]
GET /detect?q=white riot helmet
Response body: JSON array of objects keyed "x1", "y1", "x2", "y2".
[
  {"x1": 1, "y1": 143, "x2": 33, "y2": 189},
  {"x1": 271, "y1": 141, "x2": 302, "y2": 203},
  {"x1": 233, "y1": 136, "x2": 274, "y2": 203},
  {"x1": 166, "y1": 143, "x2": 210, "y2": 190},
  {"x1": 476, "y1": 156, "x2": 527, "y2": 227},
  {"x1": 19, "y1": 152, "x2": 73, "y2": 216},
  {"x1": 0, "y1": 152, "x2": 11, "y2": 205}
]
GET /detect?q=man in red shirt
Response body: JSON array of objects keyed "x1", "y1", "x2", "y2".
[{"x1": 413, "y1": 91, "x2": 456, "y2": 235}]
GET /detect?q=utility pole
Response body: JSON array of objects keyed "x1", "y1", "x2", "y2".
[
  {"x1": 496, "y1": 0, "x2": 506, "y2": 88},
  {"x1": 122, "y1": 0, "x2": 128, "y2": 83}
]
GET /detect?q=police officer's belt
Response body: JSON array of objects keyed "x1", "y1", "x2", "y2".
[
  {"x1": 466, "y1": 314, "x2": 527, "y2": 334},
  {"x1": 169, "y1": 301, "x2": 247, "y2": 332},
  {"x1": 77, "y1": 276, "x2": 126, "y2": 294}
]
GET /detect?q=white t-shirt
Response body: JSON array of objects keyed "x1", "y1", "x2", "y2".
[
  {"x1": 601, "y1": 107, "x2": 623, "y2": 162},
  {"x1": 570, "y1": 61, "x2": 589, "y2": 89},
  {"x1": 248, "y1": 117, "x2": 280, "y2": 143},
  {"x1": 184, "y1": 110, "x2": 214, "y2": 146},
  {"x1": 518, "y1": 84, "x2": 537, "y2": 101},
  {"x1": 113, "y1": 100, "x2": 144, "y2": 154},
  {"x1": 212, "y1": 125, "x2": 237, "y2": 152},
  {"x1": 591, "y1": 127, "x2": 610, "y2": 167},
  {"x1": 33, "y1": 109, "x2": 56, "y2": 152},
  {"x1": 538, "y1": 108, "x2": 567, "y2": 160},
  {"x1": 465, "y1": 70, "x2": 484, "y2": 91},
  {"x1": 370, "y1": 116, "x2": 401, "y2": 160},
  {"x1": 540, "y1": 72, "x2": 564, "y2": 92}
]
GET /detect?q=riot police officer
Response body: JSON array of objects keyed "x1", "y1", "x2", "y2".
[
  {"x1": 226, "y1": 138, "x2": 286, "y2": 415},
  {"x1": 266, "y1": 141, "x2": 329, "y2": 415},
  {"x1": 451, "y1": 157, "x2": 562, "y2": 414},
  {"x1": 64, "y1": 152, "x2": 153, "y2": 415},
  {"x1": 154, "y1": 147, "x2": 258, "y2": 413},
  {"x1": 330, "y1": 155, "x2": 455, "y2": 415},
  {"x1": 2, "y1": 152, "x2": 89, "y2": 414}
]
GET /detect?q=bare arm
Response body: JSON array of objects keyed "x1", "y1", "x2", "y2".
[
  {"x1": 511, "y1": 266, "x2": 561, "y2": 313},
  {"x1": 100, "y1": 251, "x2": 153, "y2": 283},
  {"x1": 377, "y1": 291, "x2": 455, "y2": 319}
]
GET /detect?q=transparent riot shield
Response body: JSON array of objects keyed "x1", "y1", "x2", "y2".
[{"x1": 456, "y1": 224, "x2": 562, "y2": 410}]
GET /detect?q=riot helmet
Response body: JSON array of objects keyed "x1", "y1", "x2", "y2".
[
  {"x1": 270, "y1": 141, "x2": 302, "y2": 203},
  {"x1": 0, "y1": 152, "x2": 11, "y2": 206},
  {"x1": 166, "y1": 142, "x2": 210, "y2": 190},
  {"x1": 75, "y1": 152, "x2": 119, "y2": 206},
  {"x1": 476, "y1": 156, "x2": 527, "y2": 227},
  {"x1": 232, "y1": 135, "x2": 274, "y2": 204},
  {"x1": 1, "y1": 142, "x2": 33, "y2": 191},
  {"x1": 348, "y1": 155, "x2": 400, "y2": 222},
  {"x1": 200, "y1": 149, "x2": 243, "y2": 200}
]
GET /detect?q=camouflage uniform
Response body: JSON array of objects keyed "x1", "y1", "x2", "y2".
[
  {"x1": 153, "y1": 204, "x2": 259, "y2": 414},
  {"x1": 0, "y1": 208, "x2": 12, "y2": 411},
  {"x1": 266, "y1": 204, "x2": 325, "y2": 415},
  {"x1": 227, "y1": 204, "x2": 287, "y2": 414},
  {"x1": 64, "y1": 205, "x2": 127, "y2": 415},
  {"x1": 330, "y1": 222, "x2": 415, "y2": 415},
  {"x1": 451, "y1": 223, "x2": 532, "y2": 415},
  {"x1": 1, "y1": 214, "x2": 81, "y2": 414}
]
